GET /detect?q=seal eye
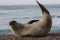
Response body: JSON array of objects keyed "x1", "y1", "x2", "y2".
[{"x1": 9, "y1": 20, "x2": 16, "y2": 25}]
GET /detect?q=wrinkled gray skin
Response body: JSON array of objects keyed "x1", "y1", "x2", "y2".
[{"x1": 9, "y1": 1, "x2": 52, "y2": 37}]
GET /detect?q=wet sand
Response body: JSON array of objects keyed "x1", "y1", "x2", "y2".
[{"x1": 0, "y1": 33, "x2": 60, "y2": 40}]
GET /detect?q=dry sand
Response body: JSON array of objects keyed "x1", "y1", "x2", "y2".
[{"x1": 0, "y1": 33, "x2": 60, "y2": 40}]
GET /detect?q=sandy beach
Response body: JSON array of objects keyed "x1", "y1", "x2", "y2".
[{"x1": 0, "y1": 32, "x2": 60, "y2": 40}]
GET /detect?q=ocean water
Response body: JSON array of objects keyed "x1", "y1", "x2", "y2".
[{"x1": 0, "y1": 5, "x2": 60, "y2": 35}]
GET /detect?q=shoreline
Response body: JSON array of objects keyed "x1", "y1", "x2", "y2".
[{"x1": 0, "y1": 32, "x2": 60, "y2": 40}]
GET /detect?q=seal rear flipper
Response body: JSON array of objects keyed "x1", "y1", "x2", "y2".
[{"x1": 36, "y1": 0, "x2": 49, "y2": 14}]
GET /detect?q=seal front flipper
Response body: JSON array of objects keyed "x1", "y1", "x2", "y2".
[{"x1": 28, "y1": 20, "x2": 39, "y2": 24}]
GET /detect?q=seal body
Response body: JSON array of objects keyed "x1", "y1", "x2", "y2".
[{"x1": 9, "y1": 1, "x2": 52, "y2": 37}]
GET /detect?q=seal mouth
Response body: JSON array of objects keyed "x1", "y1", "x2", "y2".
[{"x1": 9, "y1": 20, "x2": 16, "y2": 25}]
